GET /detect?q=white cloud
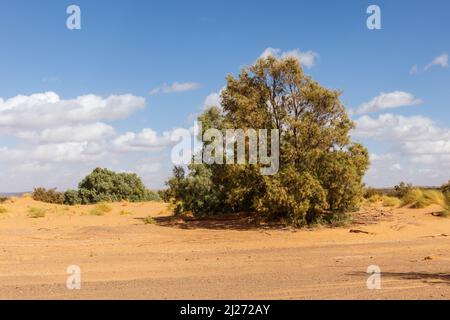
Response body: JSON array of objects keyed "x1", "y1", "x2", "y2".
[
  {"x1": 355, "y1": 91, "x2": 422, "y2": 114},
  {"x1": 150, "y1": 82, "x2": 200, "y2": 95},
  {"x1": 16, "y1": 122, "x2": 115, "y2": 143},
  {"x1": 354, "y1": 113, "x2": 450, "y2": 187},
  {"x1": 425, "y1": 53, "x2": 448, "y2": 71},
  {"x1": 353, "y1": 113, "x2": 450, "y2": 141},
  {"x1": 113, "y1": 128, "x2": 180, "y2": 152},
  {"x1": 203, "y1": 87, "x2": 225, "y2": 110},
  {"x1": 0, "y1": 91, "x2": 145, "y2": 130},
  {"x1": 259, "y1": 48, "x2": 319, "y2": 69}
]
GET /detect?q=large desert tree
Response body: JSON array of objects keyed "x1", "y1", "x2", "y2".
[{"x1": 165, "y1": 56, "x2": 369, "y2": 226}]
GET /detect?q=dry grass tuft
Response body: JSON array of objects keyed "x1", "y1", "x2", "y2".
[
  {"x1": 28, "y1": 207, "x2": 47, "y2": 218},
  {"x1": 89, "y1": 202, "x2": 113, "y2": 216}
]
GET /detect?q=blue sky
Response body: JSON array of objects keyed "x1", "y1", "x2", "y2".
[{"x1": 0, "y1": 0, "x2": 449, "y2": 191}]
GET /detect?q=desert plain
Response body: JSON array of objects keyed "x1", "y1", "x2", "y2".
[{"x1": 0, "y1": 196, "x2": 449, "y2": 300}]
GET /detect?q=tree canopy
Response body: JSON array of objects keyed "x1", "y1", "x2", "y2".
[{"x1": 165, "y1": 56, "x2": 369, "y2": 226}]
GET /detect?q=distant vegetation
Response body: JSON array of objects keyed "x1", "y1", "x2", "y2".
[
  {"x1": 32, "y1": 168, "x2": 160, "y2": 205},
  {"x1": 32, "y1": 187, "x2": 65, "y2": 204},
  {"x1": 363, "y1": 181, "x2": 450, "y2": 216},
  {"x1": 0, "y1": 197, "x2": 10, "y2": 203}
]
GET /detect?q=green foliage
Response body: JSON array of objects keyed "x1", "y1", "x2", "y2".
[
  {"x1": 441, "y1": 181, "x2": 450, "y2": 194},
  {"x1": 28, "y1": 207, "x2": 47, "y2": 218},
  {"x1": 165, "y1": 56, "x2": 369, "y2": 226},
  {"x1": 65, "y1": 168, "x2": 160, "y2": 205},
  {"x1": 32, "y1": 188, "x2": 64, "y2": 204},
  {"x1": 64, "y1": 189, "x2": 81, "y2": 205},
  {"x1": 391, "y1": 182, "x2": 413, "y2": 198}
]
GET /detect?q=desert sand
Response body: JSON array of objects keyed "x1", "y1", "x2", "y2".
[{"x1": 0, "y1": 197, "x2": 449, "y2": 300}]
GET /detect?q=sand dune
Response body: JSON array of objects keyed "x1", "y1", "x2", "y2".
[{"x1": 0, "y1": 197, "x2": 449, "y2": 299}]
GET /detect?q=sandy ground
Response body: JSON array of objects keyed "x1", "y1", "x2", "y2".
[{"x1": 0, "y1": 197, "x2": 449, "y2": 300}]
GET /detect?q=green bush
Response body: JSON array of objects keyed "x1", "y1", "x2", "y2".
[
  {"x1": 64, "y1": 168, "x2": 160, "y2": 205},
  {"x1": 165, "y1": 56, "x2": 369, "y2": 227},
  {"x1": 32, "y1": 188, "x2": 64, "y2": 204},
  {"x1": 441, "y1": 181, "x2": 450, "y2": 194},
  {"x1": 391, "y1": 182, "x2": 413, "y2": 198},
  {"x1": 64, "y1": 189, "x2": 81, "y2": 205}
]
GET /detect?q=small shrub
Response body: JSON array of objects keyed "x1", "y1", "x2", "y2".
[
  {"x1": 119, "y1": 210, "x2": 133, "y2": 215},
  {"x1": 401, "y1": 189, "x2": 423, "y2": 206},
  {"x1": 28, "y1": 207, "x2": 47, "y2": 218},
  {"x1": 32, "y1": 188, "x2": 64, "y2": 204},
  {"x1": 363, "y1": 187, "x2": 381, "y2": 199},
  {"x1": 0, "y1": 206, "x2": 7, "y2": 214},
  {"x1": 402, "y1": 189, "x2": 446, "y2": 209},
  {"x1": 89, "y1": 203, "x2": 112, "y2": 216},
  {"x1": 441, "y1": 181, "x2": 450, "y2": 194},
  {"x1": 392, "y1": 182, "x2": 413, "y2": 198},
  {"x1": 143, "y1": 216, "x2": 156, "y2": 224},
  {"x1": 0, "y1": 197, "x2": 9, "y2": 203},
  {"x1": 382, "y1": 196, "x2": 402, "y2": 207},
  {"x1": 367, "y1": 194, "x2": 382, "y2": 203}
]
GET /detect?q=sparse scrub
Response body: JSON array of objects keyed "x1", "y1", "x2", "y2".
[
  {"x1": 363, "y1": 187, "x2": 382, "y2": 199},
  {"x1": 401, "y1": 189, "x2": 447, "y2": 209},
  {"x1": 32, "y1": 188, "x2": 64, "y2": 204},
  {"x1": 143, "y1": 216, "x2": 156, "y2": 224},
  {"x1": 367, "y1": 194, "x2": 382, "y2": 203},
  {"x1": 89, "y1": 202, "x2": 112, "y2": 216},
  {"x1": 401, "y1": 189, "x2": 423, "y2": 207},
  {"x1": 28, "y1": 207, "x2": 47, "y2": 218},
  {"x1": 119, "y1": 210, "x2": 133, "y2": 215},
  {"x1": 391, "y1": 182, "x2": 413, "y2": 198},
  {"x1": 0, "y1": 206, "x2": 8, "y2": 214},
  {"x1": 382, "y1": 196, "x2": 402, "y2": 207},
  {"x1": 441, "y1": 181, "x2": 450, "y2": 194},
  {"x1": 0, "y1": 197, "x2": 9, "y2": 203}
]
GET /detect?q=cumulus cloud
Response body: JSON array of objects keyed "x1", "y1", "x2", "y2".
[
  {"x1": 0, "y1": 92, "x2": 145, "y2": 130},
  {"x1": 355, "y1": 91, "x2": 422, "y2": 115},
  {"x1": 16, "y1": 122, "x2": 115, "y2": 143},
  {"x1": 113, "y1": 128, "x2": 182, "y2": 152},
  {"x1": 424, "y1": 53, "x2": 448, "y2": 71},
  {"x1": 353, "y1": 113, "x2": 450, "y2": 187},
  {"x1": 259, "y1": 48, "x2": 319, "y2": 69},
  {"x1": 150, "y1": 82, "x2": 200, "y2": 95}
]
